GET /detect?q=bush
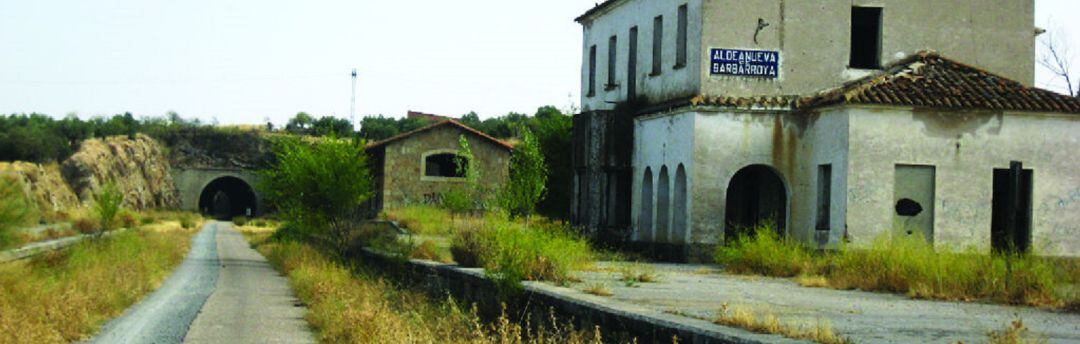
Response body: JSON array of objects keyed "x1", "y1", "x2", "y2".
[
  {"x1": 232, "y1": 216, "x2": 249, "y2": 226},
  {"x1": 118, "y1": 210, "x2": 138, "y2": 229},
  {"x1": 0, "y1": 174, "x2": 35, "y2": 248},
  {"x1": 450, "y1": 214, "x2": 593, "y2": 290},
  {"x1": 139, "y1": 215, "x2": 156, "y2": 225},
  {"x1": 91, "y1": 183, "x2": 124, "y2": 237},
  {"x1": 73, "y1": 217, "x2": 97, "y2": 234},
  {"x1": 715, "y1": 223, "x2": 814, "y2": 277},
  {"x1": 179, "y1": 214, "x2": 197, "y2": 229},
  {"x1": 260, "y1": 136, "x2": 373, "y2": 255}
]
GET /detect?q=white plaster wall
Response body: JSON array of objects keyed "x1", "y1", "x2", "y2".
[
  {"x1": 698, "y1": 0, "x2": 1035, "y2": 97},
  {"x1": 846, "y1": 107, "x2": 1080, "y2": 257},
  {"x1": 580, "y1": 0, "x2": 703, "y2": 111},
  {"x1": 633, "y1": 111, "x2": 696, "y2": 242},
  {"x1": 688, "y1": 109, "x2": 848, "y2": 246}
]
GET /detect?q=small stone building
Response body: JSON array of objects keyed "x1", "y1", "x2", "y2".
[
  {"x1": 571, "y1": 0, "x2": 1080, "y2": 259},
  {"x1": 365, "y1": 119, "x2": 512, "y2": 211}
]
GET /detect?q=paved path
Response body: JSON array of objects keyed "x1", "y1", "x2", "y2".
[
  {"x1": 572, "y1": 262, "x2": 1080, "y2": 344},
  {"x1": 91, "y1": 222, "x2": 314, "y2": 344}
]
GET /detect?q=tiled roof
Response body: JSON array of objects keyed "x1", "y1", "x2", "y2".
[
  {"x1": 689, "y1": 95, "x2": 800, "y2": 109},
  {"x1": 365, "y1": 119, "x2": 514, "y2": 151},
  {"x1": 797, "y1": 51, "x2": 1080, "y2": 114},
  {"x1": 575, "y1": 0, "x2": 621, "y2": 22}
]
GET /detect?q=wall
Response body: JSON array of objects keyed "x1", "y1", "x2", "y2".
[
  {"x1": 846, "y1": 106, "x2": 1080, "y2": 257},
  {"x1": 633, "y1": 111, "x2": 695, "y2": 244},
  {"x1": 579, "y1": 0, "x2": 704, "y2": 111},
  {"x1": 381, "y1": 126, "x2": 510, "y2": 208},
  {"x1": 172, "y1": 168, "x2": 262, "y2": 214},
  {"x1": 698, "y1": 0, "x2": 1034, "y2": 98}
]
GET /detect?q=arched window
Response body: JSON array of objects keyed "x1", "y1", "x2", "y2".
[
  {"x1": 672, "y1": 164, "x2": 688, "y2": 244},
  {"x1": 424, "y1": 153, "x2": 467, "y2": 178},
  {"x1": 656, "y1": 166, "x2": 671, "y2": 242},
  {"x1": 639, "y1": 167, "x2": 654, "y2": 241}
]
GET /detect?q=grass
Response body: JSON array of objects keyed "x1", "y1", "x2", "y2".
[
  {"x1": 714, "y1": 304, "x2": 851, "y2": 344},
  {"x1": 582, "y1": 282, "x2": 613, "y2": 297},
  {"x1": 241, "y1": 226, "x2": 605, "y2": 344},
  {"x1": 617, "y1": 262, "x2": 660, "y2": 286},
  {"x1": 0, "y1": 223, "x2": 195, "y2": 343},
  {"x1": 715, "y1": 225, "x2": 1074, "y2": 308},
  {"x1": 449, "y1": 212, "x2": 594, "y2": 289},
  {"x1": 383, "y1": 205, "x2": 454, "y2": 235},
  {"x1": 986, "y1": 318, "x2": 1047, "y2": 344}
]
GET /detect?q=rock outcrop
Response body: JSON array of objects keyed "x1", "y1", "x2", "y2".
[
  {"x1": 0, "y1": 162, "x2": 80, "y2": 213},
  {"x1": 61, "y1": 134, "x2": 179, "y2": 209}
]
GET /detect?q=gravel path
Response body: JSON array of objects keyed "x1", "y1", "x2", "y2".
[
  {"x1": 90, "y1": 222, "x2": 314, "y2": 344},
  {"x1": 572, "y1": 262, "x2": 1080, "y2": 344}
]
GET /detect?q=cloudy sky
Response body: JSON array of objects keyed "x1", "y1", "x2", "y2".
[{"x1": 0, "y1": 1, "x2": 1077, "y2": 125}]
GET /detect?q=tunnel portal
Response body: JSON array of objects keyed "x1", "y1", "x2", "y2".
[{"x1": 198, "y1": 176, "x2": 257, "y2": 219}]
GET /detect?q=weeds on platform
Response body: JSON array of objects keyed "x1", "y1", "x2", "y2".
[
  {"x1": 715, "y1": 225, "x2": 1071, "y2": 308},
  {"x1": 714, "y1": 304, "x2": 851, "y2": 344},
  {"x1": 986, "y1": 318, "x2": 1047, "y2": 344}
]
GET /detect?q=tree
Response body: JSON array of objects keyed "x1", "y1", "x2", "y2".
[
  {"x1": 441, "y1": 135, "x2": 483, "y2": 217},
  {"x1": 260, "y1": 136, "x2": 373, "y2": 254},
  {"x1": 285, "y1": 112, "x2": 315, "y2": 134},
  {"x1": 499, "y1": 127, "x2": 548, "y2": 220},
  {"x1": 1039, "y1": 28, "x2": 1078, "y2": 97},
  {"x1": 91, "y1": 183, "x2": 124, "y2": 238}
]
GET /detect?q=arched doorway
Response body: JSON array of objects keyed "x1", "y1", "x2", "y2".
[
  {"x1": 639, "y1": 167, "x2": 654, "y2": 241},
  {"x1": 198, "y1": 176, "x2": 257, "y2": 220},
  {"x1": 724, "y1": 165, "x2": 787, "y2": 240},
  {"x1": 672, "y1": 164, "x2": 688, "y2": 244},
  {"x1": 656, "y1": 166, "x2": 670, "y2": 242}
]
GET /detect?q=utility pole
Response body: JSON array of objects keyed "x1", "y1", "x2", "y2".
[{"x1": 350, "y1": 68, "x2": 358, "y2": 132}]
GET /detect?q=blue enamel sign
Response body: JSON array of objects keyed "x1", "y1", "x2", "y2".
[{"x1": 710, "y1": 48, "x2": 780, "y2": 78}]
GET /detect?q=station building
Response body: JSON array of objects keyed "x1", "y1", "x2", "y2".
[{"x1": 570, "y1": 0, "x2": 1080, "y2": 259}]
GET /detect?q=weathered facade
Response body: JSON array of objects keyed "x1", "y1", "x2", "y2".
[
  {"x1": 366, "y1": 119, "x2": 512, "y2": 211},
  {"x1": 573, "y1": 0, "x2": 1080, "y2": 259}
]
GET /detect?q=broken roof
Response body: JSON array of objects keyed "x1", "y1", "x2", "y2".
[
  {"x1": 365, "y1": 119, "x2": 514, "y2": 151},
  {"x1": 687, "y1": 51, "x2": 1080, "y2": 114},
  {"x1": 797, "y1": 51, "x2": 1080, "y2": 114}
]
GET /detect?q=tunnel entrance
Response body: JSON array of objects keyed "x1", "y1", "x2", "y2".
[
  {"x1": 198, "y1": 176, "x2": 257, "y2": 220},
  {"x1": 724, "y1": 165, "x2": 787, "y2": 240}
]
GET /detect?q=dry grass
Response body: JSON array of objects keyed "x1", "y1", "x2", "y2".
[
  {"x1": 582, "y1": 283, "x2": 613, "y2": 297},
  {"x1": 714, "y1": 305, "x2": 852, "y2": 344},
  {"x1": 0, "y1": 225, "x2": 195, "y2": 343},
  {"x1": 986, "y1": 319, "x2": 1048, "y2": 344},
  {"x1": 383, "y1": 206, "x2": 454, "y2": 235},
  {"x1": 249, "y1": 233, "x2": 606, "y2": 344},
  {"x1": 618, "y1": 263, "x2": 660, "y2": 285},
  {"x1": 717, "y1": 225, "x2": 1074, "y2": 308}
]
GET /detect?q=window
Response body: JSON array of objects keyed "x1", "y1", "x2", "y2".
[
  {"x1": 424, "y1": 153, "x2": 466, "y2": 178},
  {"x1": 849, "y1": 7, "x2": 882, "y2": 69},
  {"x1": 606, "y1": 35, "x2": 618, "y2": 89},
  {"x1": 587, "y1": 45, "x2": 597, "y2": 97},
  {"x1": 627, "y1": 26, "x2": 638, "y2": 99},
  {"x1": 652, "y1": 15, "x2": 663, "y2": 75},
  {"x1": 675, "y1": 4, "x2": 688, "y2": 68},
  {"x1": 816, "y1": 164, "x2": 832, "y2": 230}
]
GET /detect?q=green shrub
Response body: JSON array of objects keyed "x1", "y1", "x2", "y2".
[
  {"x1": 91, "y1": 183, "x2": 124, "y2": 237},
  {"x1": 232, "y1": 216, "x2": 249, "y2": 226},
  {"x1": 139, "y1": 215, "x2": 155, "y2": 225},
  {"x1": 73, "y1": 217, "x2": 97, "y2": 234},
  {"x1": 179, "y1": 214, "x2": 197, "y2": 229},
  {"x1": 0, "y1": 174, "x2": 35, "y2": 248},
  {"x1": 450, "y1": 214, "x2": 593, "y2": 290},
  {"x1": 715, "y1": 223, "x2": 813, "y2": 277},
  {"x1": 118, "y1": 210, "x2": 138, "y2": 229}
]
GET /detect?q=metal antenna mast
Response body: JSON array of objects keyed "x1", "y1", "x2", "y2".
[{"x1": 350, "y1": 68, "x2": 358, "y2": 131}]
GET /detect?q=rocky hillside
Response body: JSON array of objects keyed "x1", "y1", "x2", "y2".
[{"x1": 0, "y1": 134, "x2": 179, "y2": 215}]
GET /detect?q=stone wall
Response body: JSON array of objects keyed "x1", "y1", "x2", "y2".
[{"x1": 380, "y1": 126, "x2": 510, "y2": 208}]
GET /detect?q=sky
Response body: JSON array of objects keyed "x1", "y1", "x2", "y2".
[{"x1": 0, "y1": 0, "x2": 1077, "y2": 126}]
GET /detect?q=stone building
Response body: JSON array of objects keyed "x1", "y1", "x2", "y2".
[
  {"x1": 366, "y1": 119, "x2": 512, "y2": 211},
  {"x1": 571, "y1": 0, "x2": 1080, "y2": 259}
]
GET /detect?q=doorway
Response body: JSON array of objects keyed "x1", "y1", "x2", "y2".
[
  {"x1": 724, "y1": 165, "x2": 787, "y2": 240},
  {"x1": 991, "y1": 162, "x2": 1033, "y2": 253}
]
